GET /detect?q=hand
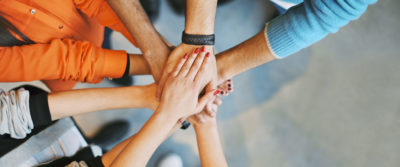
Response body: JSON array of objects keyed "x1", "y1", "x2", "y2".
[
  {"x1": 188, "y1": 96, "x2": 222, "y2": 128},
  {"x1": 188, "y1": 79, "x2": 233, "y2": 125},
  {"x1": 157, "y1": 44, "x2": 218, "y2": 99},
  {"x1": 158, "y1": 49, "x2": 219, "y2": 119}
]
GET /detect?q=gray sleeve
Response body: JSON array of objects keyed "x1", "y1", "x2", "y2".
[{"x1": 0, "y1": 88, "x2": 34, "y2": 139}]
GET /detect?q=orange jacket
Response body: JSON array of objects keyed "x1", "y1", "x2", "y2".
[{"x1": 0, "y1": 0, "x2": 136, "y2": 90}]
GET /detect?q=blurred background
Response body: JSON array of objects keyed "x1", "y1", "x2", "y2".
[{"x1": 1, "y1": 0, "x2": 399, "y2": 166}]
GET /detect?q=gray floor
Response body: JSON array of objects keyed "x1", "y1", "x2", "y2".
[{"x1": 1, "y1": 0, "x2": 399, "y2": 166}]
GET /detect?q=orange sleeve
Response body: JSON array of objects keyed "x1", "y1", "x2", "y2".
[
  {"x1": 0, "y1": 38, "x2": 127, "y2": 83},
  {"x1": 74, "y1": 0, "x2": 137, "y2": 46}
]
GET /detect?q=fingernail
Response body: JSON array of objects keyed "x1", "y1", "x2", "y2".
[
  {"x1": 228, "y1": 84, "x2": 231, "y2": 87},
  {"x1": 201, "y1": 46, "x2": 206, "y2": 52},
  {"x1": 221, "y1": 91, "x2": 224, "y2": 95},
  {"x1": 183, "y1": 53, "x2": 188, "y2": 59},
  {"x1": 194, "y1": 48, "x2": 200, "y2": 53},
  {"x1": 228, "y1": 88, "x2": 232, "y2": 91},
  {"x1": 228, "y1": 79, "x2": 231, "y2": 82},
  {"x1": 205, "y1": 52, "x2": 210, "y2": 58},
  {"x1": 213, "y1": 90, "x2": 220, "y2": 95}
]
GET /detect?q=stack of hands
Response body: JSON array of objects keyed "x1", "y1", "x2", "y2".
[
  {"x1": 149, "y1": 45, "x2": 233, "y2": 129},
  {"x1": 106, "y1": 46, "x2": 233, "y2": 167}
]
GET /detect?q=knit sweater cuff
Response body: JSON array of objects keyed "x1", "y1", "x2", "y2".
[{"x1": 264, "y1": 15, "x2": 300, "y2": 59}]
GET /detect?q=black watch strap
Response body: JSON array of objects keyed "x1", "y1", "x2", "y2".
[
  {"x1": 180, "y1": 121, "x2": 191, "y2": 130},
  {"x1": 182, "y1": 31, "x2": 215, "y2": 45}
]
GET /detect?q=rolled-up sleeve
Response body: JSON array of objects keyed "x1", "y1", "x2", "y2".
[{"x1": 0, "y1": 38, "x2": 127, "y2": 83}]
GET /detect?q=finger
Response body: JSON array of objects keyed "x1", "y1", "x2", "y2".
[
  {"x1": 171, "y1": 53, "x2": 189, "y2": 77},
  {"x1": 212, "y1": 105, "x2": 218, "y2": 112},
  {"x1": 223, "y1": 91, "x2": 230, "y2": 96},
  {"x1": 193, "y1": 55, "x2": 210, "y2": 85},
  {"x1": 227, "y1": 87, "x2": 233, "y2": 93},
  {"x1": 227, "y1": 79, "x2": 233, "y2": 93},
  {"x1": 205, "y1": 80, "x2": 217, "y2": 93},
  {"x1": 210, "y1": 111, "x2": 216, "y2": 117},
  {"x1": 205, "y1": 103, "x2": 215, "y2": 117},
  {"x1": 220, "y1": 90, "x2": 227, "y2": 96},
  {"x1": 196, "y1": 115, "x2": 205, "y2": 124},
  {"x1": 211, "y1": 105, "x2": 218, "y2": 116},
  {"x1": 205, "y1": 102, "x2": 213, "y2": 116},
  {"x1": 196, "y1": 89, "x2": 219, "y2": 113},
  {"x1": 213, "y1": 96, "x2": 222, "y2": 106},
  {"x1": 178, "y1": 48, "x2": 200, "y2": 77},
  {"x1": 177, "y1": 116, "x2": 188, "y2": 124},
  {"x1": 187, "y1": 48, "x2": 207, "y2": 80}
]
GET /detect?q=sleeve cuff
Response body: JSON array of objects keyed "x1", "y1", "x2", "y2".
[
  {"x1": 264, "y1": 23, "x2": 282, "y2": 59},
  {"x1": 264, "y1": 14, "x2": 301, "y2": 59},
  {"x1": 99, "y1": 49, "x2": 128, "y2": 79},
  {"x1": 29, "y1": 93, "x2": 52, "y2": 127}
]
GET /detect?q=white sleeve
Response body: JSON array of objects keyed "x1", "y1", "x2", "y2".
[{"x1": 0, "y1": 88, "x2": 33, "y2": 139}]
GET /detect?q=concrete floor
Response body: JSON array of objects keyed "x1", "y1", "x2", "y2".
[{"x1": 0, "y1": 0, "x2": 399, "y2": 166}]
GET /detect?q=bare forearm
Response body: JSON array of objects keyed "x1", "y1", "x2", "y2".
[
  {"x1": 110, "y1": 112, "x2": 177, "y2": 166},
  {"x1": 102, "y1": 122, "x2": 181, "y2": 166},
  {"x1": 185, "y1": 0, "x2": 218, "y2": 34},
  {"x1": 194, "y1": 124, "x2": 227, "y2": 167},
  {"x1": 107, "y1": 0, "x2": 169, "y2": 81},
  {"x1": 48, "y1": 85, "x2": 155, "y2": 120},
  {"x1": 216, "y1": 31, "x2": 276, "y2": 83},
  {"x1": 128, "y1": 53, "x2": 151, "y2": 75}
]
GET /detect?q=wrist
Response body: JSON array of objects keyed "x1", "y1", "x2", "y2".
[
  {"x1": 150, "y1": 111, "x2": 180, "y2": 133},
  {"x1": 184, "y1": 26, "x2": 214, "y2": 35},
  {"x1": 142, "y1": 41, "x2": 170, "y2": 59},
  {"x1": 193, "y1": 120, "x2": 218, "y2": 131},
  {"x1": 143, "y1": 48, "x2": 169, "y2": 81},
  {"x1": 142, "y1": 84, "x2": 158, "y2": 110},
  {"x1": 155, "y1": 102, "x2": 182, "y2": 120}
]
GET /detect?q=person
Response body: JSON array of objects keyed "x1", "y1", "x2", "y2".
[
  {"x1": 1, "y1": 49, "x2": 229, "y2": 167},
  {"x1": 156, "y1": 0, "x2": 379, "y2": 92},
  {"x1": 0, "y1": 0, "x2": 170, "y2": 92}
]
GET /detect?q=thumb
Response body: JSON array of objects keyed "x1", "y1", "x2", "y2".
[
  {"x1": 196, "y1": 89, "x2": 220, "y2": 113},
  {"x1": 205, "y1": 80, "x2": 217, "y2": 91}
]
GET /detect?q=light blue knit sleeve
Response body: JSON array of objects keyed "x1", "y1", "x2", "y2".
[{"x1": 265, "y1": 0, "x2": 378, "y2": 59}]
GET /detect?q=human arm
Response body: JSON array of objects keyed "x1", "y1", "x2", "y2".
[
  {"x1": 48, "y1": 84, "x2": 157, "y2": 120},
  {"x1": 40, "y1": 53, "x2": 150, "y2": 92},
  {"x1": 0, "y1": 84, "x2": 157, "y2": 139},
  {"x1": 157, "y1": 0, "x2": 219, "y2": 96},
  {"x1": 127, "y1": 53, "x2": 152, "y2": 75},
  {"x1": 264, "y1": 0, "x2": 378, "y2": 58},
  {"x1": 215, "y1": 31, "x2": 275, "y2": 83},
  {"x1": 194, "y1": 121, "x2": 227, "y2": 167},
  {"x1": 108, "y1": 46, "x2": 218, "y2": 167},
  {"x1": 0, "y1": 38, "x2": 127, "y2": 83},
  {"x1": 101, "y1": 123, "x2": 181, "y2": 167},
  {"x1": 185, "y1": 0, "x2": 218, "y2": 35},
  {"x1": 105, "y1": 0, "x2": 170, "y2": 81},
  {"x1": 188, "y1": 96, "x2": 228, "y2": 167},
  {"x1": 215, "y1": 0, "x2": 378, "y2": 82}
]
